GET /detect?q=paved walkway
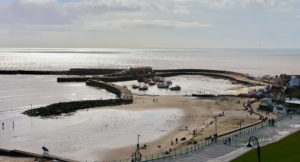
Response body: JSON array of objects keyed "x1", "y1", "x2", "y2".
[{"x1": 153, "y1": 114, "x2": 300, "y2": 162}]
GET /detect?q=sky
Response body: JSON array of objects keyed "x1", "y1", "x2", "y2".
[{"x1": 0, "y1": 0, "x2": 300, "y2": 48}]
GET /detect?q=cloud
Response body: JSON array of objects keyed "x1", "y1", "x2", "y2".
[
  {"x1": 0, "y1": 0, "x2": 298, "y2": 33},
  {"x1": 0, "y1": 0, "x2": 205, "y2": 32},
  {"x1": 194, "y1": 0, "x2": 299, "y2": 8},
  {"x1": 0, "y1": 0, "x2": 298, "y2": 26},
  {"x1": 83, "y1": 19, "x2": 213, "y2": 30},
  {"x1": 0, "y1": 0, "x2": 141, "y2": 25}
]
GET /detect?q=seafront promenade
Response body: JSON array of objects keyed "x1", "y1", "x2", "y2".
[{"x1": 151, "y1": 114, "x2": 300, "y2": 162}]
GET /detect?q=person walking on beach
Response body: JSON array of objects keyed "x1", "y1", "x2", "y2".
[
  {"x1": 12, "y1": 121, "x2": 14, "y2": 130},
  {"x1": 171, "y1": 140, "x2": 173, "y2": 146},
  {"x1": 2, "y1": 122, "x2": 4, "y2": 130},
  {"x1": 176, "y1": 138, "x2": 178, "y2": 144}
]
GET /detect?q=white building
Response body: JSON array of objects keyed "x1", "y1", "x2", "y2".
[{"x1": 289, "y1": 76, "x2": 300, "y2": 87}]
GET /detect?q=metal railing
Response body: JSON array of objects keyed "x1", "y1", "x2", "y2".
[{"x1": 113, "y1": 113, "x2": 293, "y2": 162}]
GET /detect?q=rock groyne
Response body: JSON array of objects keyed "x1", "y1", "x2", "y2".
[{"x1": 23, "y1": 99, "x2": 129, "y2": 117}]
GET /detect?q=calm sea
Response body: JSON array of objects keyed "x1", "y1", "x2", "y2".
[{"x1": 0, "y1": 48, "x2": 299, "y2": 76}]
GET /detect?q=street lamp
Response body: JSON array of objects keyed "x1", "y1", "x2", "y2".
[
  {"x1": 214, "y1": 117, "x2": 218, "y2": 142},
  {"x1": 131, "y1": 135, "x2": 142, "y2": 162},
  {"x1": 247, "y1": 136, "x2": 261, "y2": 162},
  {"x1": 137, "y1": 135, "x2": 140, "y2": 148},
  {"x1": 238, "y1": 119, "x2": 244, "y2": 135}
]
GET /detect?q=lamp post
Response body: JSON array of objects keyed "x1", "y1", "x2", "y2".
[
  {"x1": 214, "y1": 117, "x2": 218, "y2": 142},
  {"x1": 238, "y1": 119, "x2": 244, "y2": 135},
  {"x1": 137, "y1": 135, "x2": 140, "y2": 148},
  {"x1": 131, "y1": 135, "x2": 142, "y2": 162},
  {"x1": 247, "y1": 136, "x2": 261, "y2": 162}
]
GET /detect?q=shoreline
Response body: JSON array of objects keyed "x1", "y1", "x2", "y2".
[
  {"x1": 0, "y1": 94, "x2": 278, "y2": 161},
  {"x1": 98, "y1": 95, "x2": 262, "y2": 161}
]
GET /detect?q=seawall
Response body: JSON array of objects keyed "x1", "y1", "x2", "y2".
[
  {"x1": 0, "y1": 68, "x2": 122, "y2": 75},
  {"x1": 158, "y1": 72, "x2": 260, "y2": 86},
  {"x1": 23, "y1": 79, "x2": 133, "y2": 117},
  {"x1": 0, "y1": 148, "x2": 76, "y2": 162},
  {"x1": 86, "y1": 79, "x2": 133, "y2": 101},
  {"x1": 57, "y1": 75, "x2": 136, "y2": 82},
  {"x1": 54, "y1": 68, "x2": 264, "y2": 86},
  {"x1": 23, "y1": 99, "x2": 129, "y2": 117},
  {"x1": 154, "y1": 69, "x2": 254, "y2": 79}
]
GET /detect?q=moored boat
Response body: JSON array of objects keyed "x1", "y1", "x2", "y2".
[
  {"x1": 157, "y1": 83, "x2": 169, "y2": 89},
  {"x1": 166, "y1": 80, "x2": 172, "y2": 85},
  {"x1": 132, "y1": 84, "x2": 140, "y2": 89},
  {"x1": 139, "y1": 85, "x2": 148, "y2": 91},
  {"x1": 149, "y1": 80, "x2": 156, "y2": 85},
  {"x1": 170, "y1": 85, "x2": 181, "y2": 91},
  {"x1": 155, "y1": 77, "x2": 164, "y2": 83}
]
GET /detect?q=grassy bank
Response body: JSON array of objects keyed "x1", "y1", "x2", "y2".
[{"x1": 232, "y1": 130, "x2": 300, "y2": 162}]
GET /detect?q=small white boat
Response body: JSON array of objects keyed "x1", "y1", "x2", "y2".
[
  {"x1": 149, "y1": 80, "x2": 156, "y2": 85},
  {"x1": 139, "y1": 86, "x2": 148, "y2": 91}
]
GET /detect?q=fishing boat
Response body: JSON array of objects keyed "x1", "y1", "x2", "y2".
[
  {"x1": 166, "y1": 80, "x2": 172, "y2": 85},
  {"x1": 155, "y1": 77, "x2": 164, "y2": 83},
  {"x1": 170, "y1": 85, "x2": 181, "y2": 91},
  {"x1": 139, "y1": 86, "x2": 148, "y2": 91},
  {"x1": 137, "y1": 78, "x2": 144, "y2": 82},
  {"x1": 132, "y1": 84, "x2": 140, "y2": 89},
  {"x1": 144, "y1": 79, "x2": 150, "y2": 83},
  {"x1": 149, "y1": 80, "x2": 156, "y2": 85},
  {"x1": 157, "y1": 83, "x2": 169, "y2": 89}
]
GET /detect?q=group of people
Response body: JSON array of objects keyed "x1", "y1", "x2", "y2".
[
  {"x1": 170, "y1": 137, "x2": 179, "y2": 146},
  {"x1": 223, "y1": 137, "x2": 231, "y2": 145},
  {"x1": 1, "y1": 121, "x2": 14, "y2": 130},
  {"x1": 152, "y1": 98, "x2": 158, "y2": 103},
  {"x1": 192, "y1": 129, "x2": 198, "y2": 136}
]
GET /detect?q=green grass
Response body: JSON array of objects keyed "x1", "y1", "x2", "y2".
[{"x1": 232, "y1": 130, "x2": 300, "y2": 162}]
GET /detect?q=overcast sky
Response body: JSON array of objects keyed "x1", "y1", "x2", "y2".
[{"x1": 0, "y1": 0, "x2": 300, "y2": 48}]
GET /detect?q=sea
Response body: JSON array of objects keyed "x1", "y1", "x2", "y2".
[
  {"x1": 0, "y1": 48, "x2": 299, "y2": 161},
  {"x1": 1, "y1": 48, "x2": 300, "y2": 76}
]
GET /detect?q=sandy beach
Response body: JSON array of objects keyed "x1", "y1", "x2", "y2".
[{"x1": 101, "y1": 95, "x2": 260, "y2": 161}]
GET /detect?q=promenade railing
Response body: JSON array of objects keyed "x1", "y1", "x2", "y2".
[{"x1": 113, "y1": 113, "x2": 293, "y2": 162}]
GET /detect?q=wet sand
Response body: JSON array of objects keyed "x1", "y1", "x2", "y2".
[
  {"x1": 0, "y1": 95, "x2": 262, "y2": 161},
  {"x1": 101, "y1": 95, "x2": 260, "y2": 161}
]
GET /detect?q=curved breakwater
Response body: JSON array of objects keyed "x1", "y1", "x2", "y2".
[
  {"x1": 55, "y1": 68, "x2": 265, "y2": 86},
  {"x1": 23, "y1": 79, "x2": 133, "y2": 117}
]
